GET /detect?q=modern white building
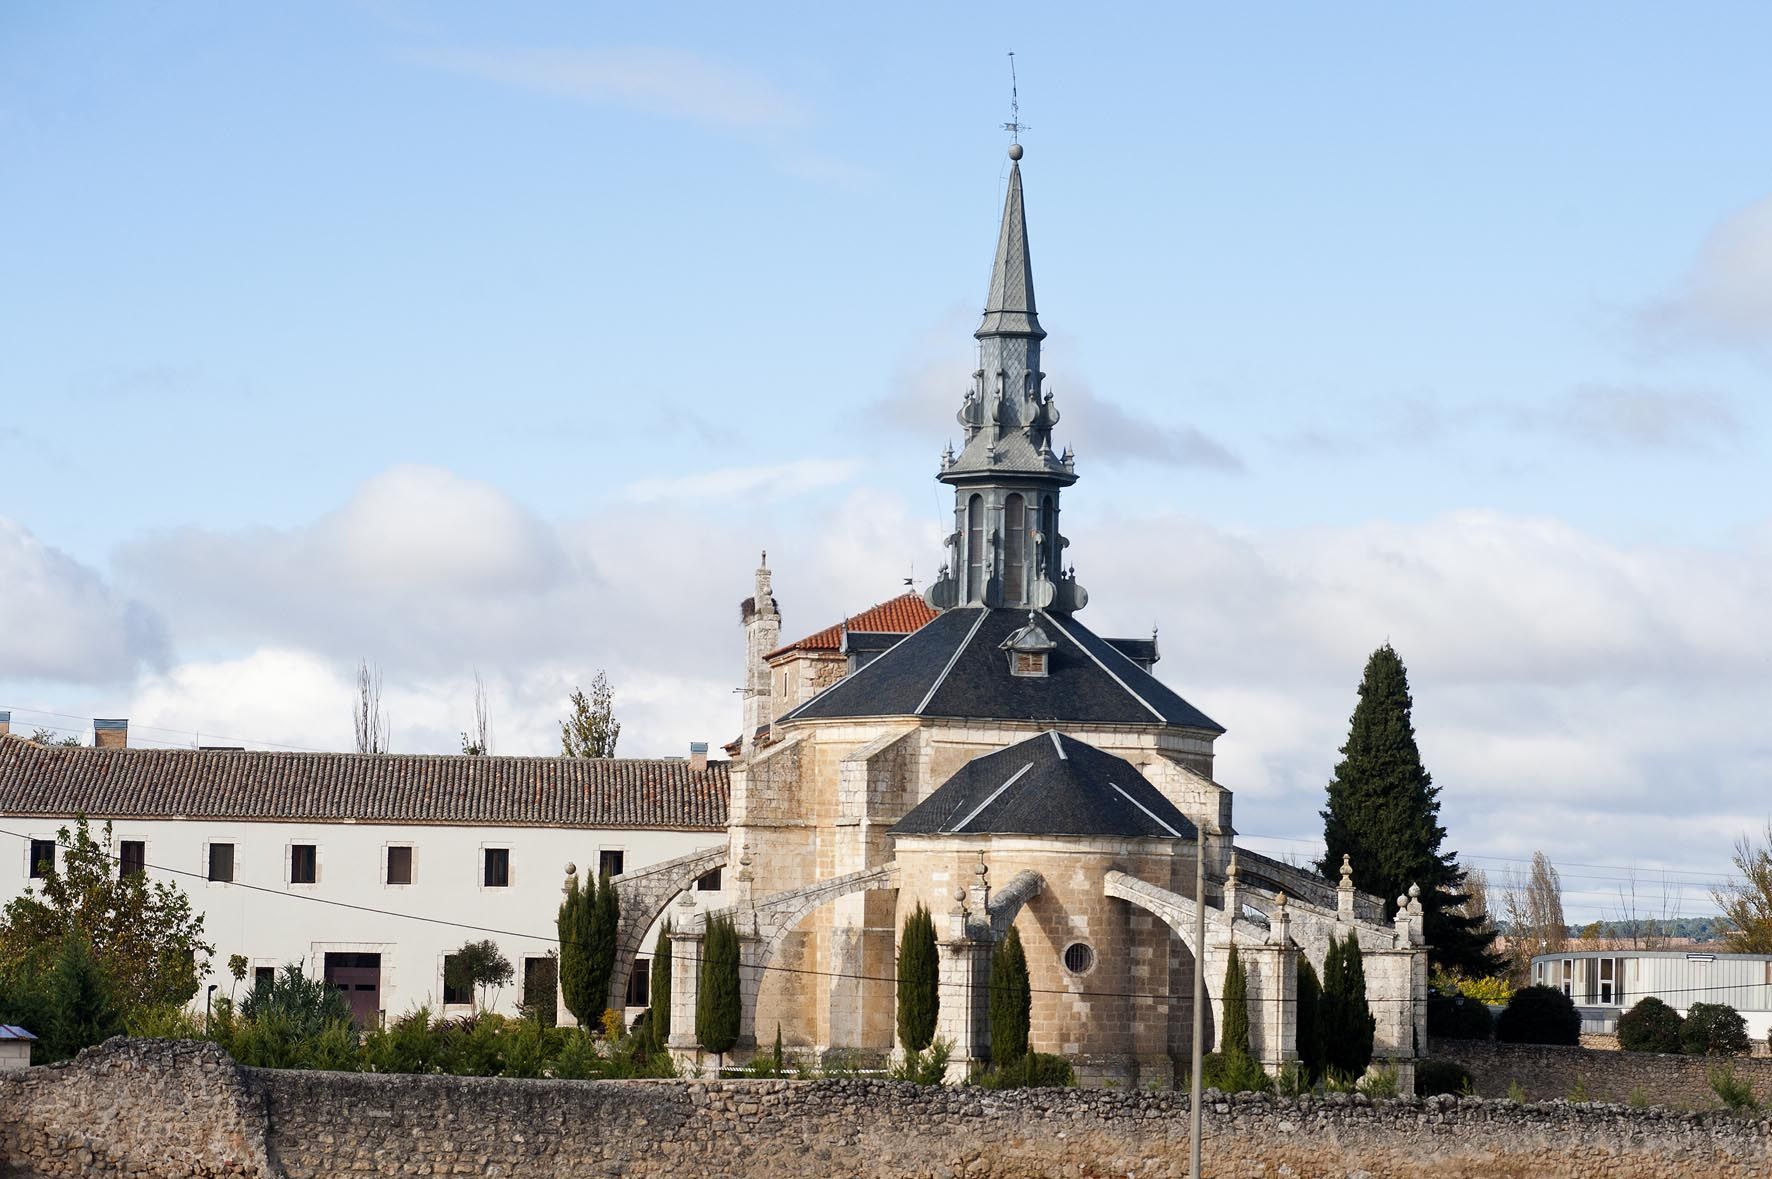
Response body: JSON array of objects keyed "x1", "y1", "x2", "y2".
[
  {"x1": 1531, "y1": 948, "x2": 1772, "y2": 1039},
  {"x1": 0, "y1": 716, "x2": 729, "y2": 1025}
]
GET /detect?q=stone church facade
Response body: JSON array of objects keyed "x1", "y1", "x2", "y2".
[{"x1": 667, "y1": 146, "x2": 1427, "y2": 1087}]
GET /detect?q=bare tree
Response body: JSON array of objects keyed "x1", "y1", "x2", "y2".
[
  {"x1": 1500, "y1": 852, "x2": 1566, "y2": 983},
  {"x1": 1454, "y1": 866, "x2": 1493, "y2": 934},
  {"x1": 353, "y1": 659, "x2": 389, "y2": 754},
  {"x1": 1713, "y1": 823, "x2": 1772, "y2": 954},
  {"x1": 1613, "y1": 866, "x2": 1677, "y2": 950},
  {"x1": 461, "y1": 669, "x2": 492, "y2": 756}
]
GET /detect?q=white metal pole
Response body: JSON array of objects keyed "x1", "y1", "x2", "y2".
[{"x1": 1190, "y1": 824, "x2": 1209, "y2": 1179}]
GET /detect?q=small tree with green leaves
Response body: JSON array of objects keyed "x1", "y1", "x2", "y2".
[
  {"x1": 648, "y1": 918, "x2": 673, "y2": 1049},
  {"x1": 1295, "y1": 955, "x2": 1325, "y2": 1081},
  {"x1": 446, "y1": 940, "x2": 514, "y2": 1009},
  {"x1": 696, "y1": 913, "x2": 741, "y2": 1063},
  {"x1": 989, "y1": 926, "x2": 1031, "y2": 1067},
  {"x1": 44, "y1": 930, "x2": 124, "y2": 1061},
  {"x1": 1321, "y1": 932, "x2": 1376, "y2": 1079},
  {"x1": 897, "y1": 903, "x2": 939, "y2": 1053},
  {"x1": 558, "y1": 873, "x2": 597, "y2": 1027},
  {"x1": 561, "y1": 671, "x2": 621, "y2": 758},
  {"x1": 0, "y1": 817, "x2": 212, "y2": 1013}
]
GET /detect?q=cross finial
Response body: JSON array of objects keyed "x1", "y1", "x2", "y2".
[{"x1": 1002, "y1": 52, "x2": 1030, "y2": 151}]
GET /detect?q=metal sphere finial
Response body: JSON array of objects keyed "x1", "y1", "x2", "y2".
[{"x1": 1007, "y1": 142, "x2": 1024, "y2": 162}]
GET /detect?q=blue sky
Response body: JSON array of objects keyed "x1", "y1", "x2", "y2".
[{"x1": 3, "y1": 4, "x2": 1770, "y2": 920}]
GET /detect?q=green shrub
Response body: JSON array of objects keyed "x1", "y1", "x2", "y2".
[
  {"x1": 302, "y1": 1019, "x2": 361, "y2": 1072},
  {"x1": 988, "y1": 927, "x2": 1031, "y2": 1067},
  {"x1": 1295, "y1": 957, "x2": 1324, "y2": 1081},
  {"x1": 1414, "y1": 1058, "x2": 1474, "y2": 1097},
  {"x1": 1682, "y1": 1003, "x2": 1750, "y2": 1057},
  {"x1": 1320, "y1": 933, "x2": 1375, "y2": 1077},
  {"x1": 974, "y1": 1051, "x2": 1074, "y2": 1089},
  {"x1": 1273, "y1": 1060, "x2": 1312, "y2": 1098},
  {"x1": 44, "y1": 932, "x2": 125, "y2": 1062},
  {"x1": 889, "y1": 1038, "x2": 952, "y2": 1085},
  {"x1": 1709, "y1": 1063, "x2": 1758, "y2": 1112},
  {"x1": 1202, "y1": 1050, "x2": 1272, "y2": 1094},
  {"x1": 896, "y1": 904, "x2": 939, "y2": 1053},
  {"x1": 1618, "y1": 997, "x2": 1684, "y2": 1053},
  {"x1": 240, "y1": 964, "x2": 350, "y2": 1039},
  {"x1": 124, "y1": 1002, "x2": 203, "y2": 1039},
  {"x1": 1506, "y1": 1079, "x2": 1527, "y2": 1103},
  {"x1": 1357, "y1": 1065, "x2": 1399, "y2": 1099},
  {"x1": 695, "y1": 913, "x2": 741, "y2": 1059},
  {"x1": 1494, "y1": 984, "x2": 1579, "y2": 1046},
  {"x1": 551, "y1": 1027, "x2": 605, "y2": 1079},
  {"x1": 1426, "y1": 994, "x2": 1493, "y2": 1040},
  {"x1": 362, "y1": 1007, "x2": 441, "y2": 1074}
]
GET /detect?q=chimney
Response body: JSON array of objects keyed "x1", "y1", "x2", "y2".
[
  {"x1": 0, "y1": 711, "x2": 9, "y2": 738},
  {"x1": 689, "y1": 741, "x2": 709, "y2": 772},
  {"x1": 94, "y1": 718, "x2": 128, "y2": 749}
]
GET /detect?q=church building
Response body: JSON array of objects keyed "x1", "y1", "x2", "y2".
[{"x1": 665, "y1": 144, "x2": 1429, "y2": 1087}]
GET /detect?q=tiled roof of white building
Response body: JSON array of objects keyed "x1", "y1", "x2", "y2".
[{"x1": 0, "y1": 735, "x2": 728, "y2": 830}]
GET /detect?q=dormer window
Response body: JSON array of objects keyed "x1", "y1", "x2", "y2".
[{"x1": 1000, "y1": 612, "x2": 1056, "y2": 678}]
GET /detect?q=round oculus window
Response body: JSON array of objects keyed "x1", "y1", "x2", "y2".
[{"x1": 1062, "y1": 941, "x2": 1096, "y2": 975}]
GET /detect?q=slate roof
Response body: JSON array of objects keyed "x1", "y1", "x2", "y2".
[
  {"x1": 0, "y1": 736, "x2": 728, "y2": 830},
  {"x1": 766, "y1": 592, "x2": 939, "y2": 660},
  {"x1": 778, "y1": 607, "x2": 1222, "y2": 732},
  {"x1": 892, "y1": 731, "x2": 1197, "y2": 840}
]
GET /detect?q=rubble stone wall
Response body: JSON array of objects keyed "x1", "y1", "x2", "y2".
[{"x1": 6, "y1": 1039, "x2": 1772, "y2": 1179}]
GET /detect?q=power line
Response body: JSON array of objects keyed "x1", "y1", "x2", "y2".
[
  {"x1": 1, "y1": 705, "x2": 331, "y2": 753},
  {"x1": 5, "y1": 825, "x2": 1760, "y2": 1008}
]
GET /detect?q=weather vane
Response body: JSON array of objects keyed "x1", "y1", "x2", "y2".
[{"x1": 1002, "y1": 51, "x2": 1029, "y2": 149}]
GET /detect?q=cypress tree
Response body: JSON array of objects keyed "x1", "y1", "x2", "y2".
[
  {"x1": 647, "y1": 917, "x2": 673, "y2": 1047},
  {"x1": 557, "y1": 874, "x2": 597, "y2": 1027},
  {"x1": 1219, "y1": 944, "x2": 1251, "y2": 1060},
  {"x1": 589, "y1": 872, "x2": 621, "y2": 1017},
  {"x1": 696, "y1": 913, "x2": 741, "y2": 1060},
  {"x1": 896, "y1": 903, "x2": 939, "y2": 1053},
  {"x1": 1318, "y1": 643, "x2": 1499, "y2": 975},
  {"x1": 1295, "y1": 955, "x2": 1325, "y2": 1082},
  {"x1": 988, "y1": 926, "x2": 1031, "y2": 1066},
  {"x1": 1320, "y1": 933, "x2": 1376, "y2": 1079},
  {"x1": 45, "y1": 930, "x2": 123, "y2": 1061}
]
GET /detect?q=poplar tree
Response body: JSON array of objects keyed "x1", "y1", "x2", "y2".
[
  {"x1": 1219, "y1": 944, "x2": 1251, "y2": 1060},
  {"x1": 557, "y1": 874, "x2": 597, "y2": 1026},
  {"x1": 1320, "y1": 932, "x2": 1375, "y2": 1079},
  {"x1": 988, "y1": 926, "x2": 1031, "y2": 1066},
  {"x1": 696, "y1": 913, "x2": 741, "y2": 1061},
  {"x1": 1318, "y1": 643, "x2": 1498, "y2": 975},
  {"x1": 1295, "y1": 956, "x2": 1325, "y2": 1082},
  {"x1": 648, "y1": 917, "x2": 672, "y2": 1047},
  {"x1": 896, "y1": 903, "x2": 939, "y2": 1053}
]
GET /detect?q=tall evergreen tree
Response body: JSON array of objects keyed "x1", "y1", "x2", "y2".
[
  {"x1": 557, "y1": 874, "x2": 597, "y2": 1026},
  {"x1": 696, "y1": 913, "x2": 741, "y2": 1061},
  {"x1": 988, "y1": 926, "x2": 1031, "y2": 1066},
  {"x1": 1219, "y1": 944, "x2": 1251, "y2": 1060},
  {"x1": 588, "y1": 872, "x2": 621, "y2": 1016},
  {"x1": 1319, "y1": 933, "x2": 1376, "y2": 1079},
  {"x1": 1295, "y1": 956, "x2": 1325, "y2": 1082},
  {"x1": 896, "y1": 904, "x2": 939, "y2": 1053},
  {"x1": 648, "y1": 918, "x2": 673, "y2": 1047},
  {"x1": 1318, "y1": 643, "x2": 1499, "y2": 975},
  {"x1": 44, "y1": 929, "x2": 123, "y2": 1061}
]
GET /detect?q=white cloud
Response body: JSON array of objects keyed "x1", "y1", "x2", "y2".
[
  {"x1": 403, "y1": 47, "x2": 806, "y2": 132},
  {"x1": 619, "y1": 458, "x2": 862, "y2": 504},
  {"x1": 0, "y1": 517, "x2": 167, "y2": 684},
  {"x1": 1640, "y1": 193, "x2": 1772, "y2": 353}
]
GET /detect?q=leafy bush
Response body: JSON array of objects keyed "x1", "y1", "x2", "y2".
[
  {"x1": 1273, "y1": 1060, "x2": 1312, "y2": 1098},
  {"x1": 362, "y1": 1007, "x2": 443, "y2": 1074},
  {"x1": 1414, "y1": 1058, "x2": 1475, "y2": 1097},
  {"x1": 1357, "y1": 1065, "x2": 1399, "y2": 1098},
  {"x1": 1494, "y1": 985, "x2": 1579, "y2": 1045},
  {"x1": 973, "y1": 1051, "x2": 1075, "y2": 1090},
  {"x1": 1426, "y1": 993, "x2": 1493, "y2": 1041},
  {"x1": 240, "y1": 964, "x2": 351, "y2": 1039},
  {"x1": 1617, "y1": 997, "x2": 1684, "y2": 1054},
  {"x1": 1202, "y1": 1050, "x2": 1271, "y2": 1094},
  {"x1": 1709, "y1": 1063, "x2": 1759, "y2": 1112},
  {"x1": 1682, "y1": 1003, "x2": 1751, "y2": 1057},
  {"x1": 889, "y1": 1038, "x2": 952, "y2": 1086},
  {"x1": 1429, "y1": 968, "x2": 1513, "y2": 1005}
]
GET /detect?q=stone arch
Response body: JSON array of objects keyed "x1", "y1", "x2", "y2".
[
  {"x1": 604, "y1": 844, "x2": 728, "y2": 1012},
  {"x1": 984, "y1": 869, "x2": 1045, "y2": 938},
  {"x1": 750, "y1": 861, "x2": 899, "y2": 966}
]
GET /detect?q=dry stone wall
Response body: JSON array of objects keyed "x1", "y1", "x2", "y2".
[
  {"x1": 7, "y1": 1039, "x2": 1772, "y2": 1179},
  {"x1": 1435, "y1": 1036, "x2": 1772, "y2": 1109}
]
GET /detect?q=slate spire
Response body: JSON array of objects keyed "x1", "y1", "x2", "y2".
[{"x1": 927, "y1": 145, "x2": 1087, "y2": 614}]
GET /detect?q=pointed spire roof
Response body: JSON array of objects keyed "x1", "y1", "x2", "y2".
[{"x1": 976, "y1": 159, "x2": 1045, "y2": 341}]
